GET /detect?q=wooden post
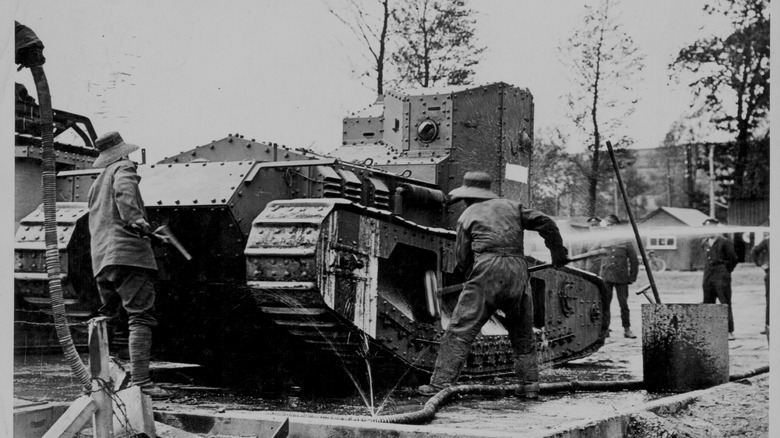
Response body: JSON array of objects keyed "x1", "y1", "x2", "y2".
[
  {"x1": 89, "y1": 317, "x2": 113, "y2": 438},
  {"x1": 42, "y1": 317, "x2": 155, "y2": 437}
]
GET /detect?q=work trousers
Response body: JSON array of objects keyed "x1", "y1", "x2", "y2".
[
  {"x1": 430, "y1": 254, "x2": 537, "y2": 387},
  {"x1": 96, "y1": 265, "x2": 158, "y2": 385},
  {"x1": 603, "y1": 282, "x2": 631, "y2": 329},
  {"x1": 702, "y1": 268, "x2": 734, "y2": 333}
]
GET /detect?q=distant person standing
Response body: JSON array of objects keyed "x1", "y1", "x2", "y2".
[
  {"x1": 576, "y1": 216, "x2": 603, "y2": 274},
  {"x1": 571, "y1": 216, "x2": 601, "y2": 275},
  {"x1": 701, "y1": 218, "x2": 739, "y2": 340},
  {"x1": 750, "y1": 236, "x2": 769, "y2": 336},
  {"x1": 596, "y1": 214, "x2": 639, "y2": 339}
]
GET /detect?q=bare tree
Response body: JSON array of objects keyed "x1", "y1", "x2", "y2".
[
  {"x1": 392, "y1": 0, "x2": 484, "y2": 87},
  {"x1": 559, "y1": 0, "x2": 645, "y2": 216},
  {"x1": 327, "y1": 0, "x2": 391, "y2": 95}
]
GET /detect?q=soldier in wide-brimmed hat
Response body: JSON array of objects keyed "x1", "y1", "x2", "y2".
[
  {"x1": 418, "y1": 171, "x2": 569, "y2": 399},
  {"x1": 88, "y1": 131, "x2": 172, "y2": 399},
  {"x1": 92, "y1": 131, "x2": 141, "y2": 168}
]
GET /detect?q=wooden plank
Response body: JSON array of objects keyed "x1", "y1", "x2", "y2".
[
  {"x1": 271, "y1": 418, "x2": 290, "y2": 438},
  {"x1": 112, "y1": 386, "x2": 155, "y2": 438},
  {"x1": 89, "y1": 318, "x2": 113, "y2": 438},
  {"x1": 41, "y1": 395, "x2": 96, "y2": 438},
  {"x1": 154, "y1": 421, "x2": 203, "y2": 438},
  {"x1": 109, "y1": 357, "x2": 130, "y2": 391}
]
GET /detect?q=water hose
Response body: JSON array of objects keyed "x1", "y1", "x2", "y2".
[
  {"x1": 729, "y1": 365, "x2": 769, "y2": 381},
  {"x1": 20, "y1": 23, "x2": 91, "y2": 389},
  {"x1": 195, "y1": 365, "x2": 769, "y2": 426}
]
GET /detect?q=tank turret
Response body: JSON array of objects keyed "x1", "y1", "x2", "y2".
[{"x1": 332, "y1": 83, "x2": 534, "y2": 203}]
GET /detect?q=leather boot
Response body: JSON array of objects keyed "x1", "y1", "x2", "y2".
[{"x1": 513, "y1": 353, "x2": 540, "y2": 399}]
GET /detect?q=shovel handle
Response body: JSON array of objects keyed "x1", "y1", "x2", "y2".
[{"x1": 528, "y1": 249, "x2": 606, "y2": 273}]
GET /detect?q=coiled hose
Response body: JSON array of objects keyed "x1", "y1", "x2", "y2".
[{"x1": 31, "y1": 64, "x2": 91, "y2": 390}]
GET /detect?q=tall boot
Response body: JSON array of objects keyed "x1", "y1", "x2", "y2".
[
  {"x1": 129, "y1": 323, "x2": 172, "y2": 400},
  {"x1": 513, "y1": 352, "x2": 540, "y2": 399},
  {"x1": 128, "y1": 323, "x2": 153, "y2": 386},
  {"x1": 418, "y1": 333, "x2": 470, "y2": 395}
]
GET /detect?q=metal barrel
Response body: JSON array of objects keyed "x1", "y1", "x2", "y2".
[{"x1": 642, "y1": 303, "x2": 729, "y2": 392}]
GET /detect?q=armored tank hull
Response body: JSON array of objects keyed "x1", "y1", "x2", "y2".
[{"x1": 15, "y1": 83, "x2": 607, "y2": 386}]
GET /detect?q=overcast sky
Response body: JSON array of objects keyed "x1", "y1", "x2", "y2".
[{"x1": 11, "y1": 0, "x2": 738, "y2": 163}]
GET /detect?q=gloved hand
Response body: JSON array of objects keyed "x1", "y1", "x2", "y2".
[
  {"x1": 552, "y1": 250, "x2": 570, "y2": 269},
  {"x1": 129, "y1": 218, "x2": 151, "y2": 235}
]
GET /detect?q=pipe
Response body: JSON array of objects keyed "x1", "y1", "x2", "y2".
[
  {"x1": 23, "y1": 30, "x2": 91, "y2": 389},
  {"x1": 729, "y1": 365, "x2": 769, "y2": 381},
  {"x1": 605, "y1": 141, "x2": 661, "y2": 303}
]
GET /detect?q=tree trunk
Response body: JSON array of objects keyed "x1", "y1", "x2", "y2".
[{"x1": 376, "y1": 0, "x2": 389, "y2": 95}]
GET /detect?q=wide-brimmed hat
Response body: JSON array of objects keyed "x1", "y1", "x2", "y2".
[
  {"x1": 93, "y1": 131, "x2": 139, "y2": 168},
  {"x1": 448, "y1": 171, "x2": 498, "y2": 202}
]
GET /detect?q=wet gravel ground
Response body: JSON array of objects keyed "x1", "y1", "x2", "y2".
[{"x1": 13, "y1": 264, "x2": 771, "y2": 435}]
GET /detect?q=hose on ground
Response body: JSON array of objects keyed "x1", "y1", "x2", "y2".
[
  {"x1": 212, "y1": 366, "x2": 769, "y2": 426},
  {"x1": 729, "y1": 365, "x2": 769, "y2": 381}
]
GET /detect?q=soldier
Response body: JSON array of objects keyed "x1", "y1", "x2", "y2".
[
  {"x1": 88, "y1": 131, "x2": 172, "y2": 399},
  {"x1": 417, "y1": 171, "x2": 569, "y2": 398},
  {"x1": 596, "y1": 215, "x2": 639, "y2": 339},
  {"x1": 750, "y1": 236, "x2": 769, "y2": 337},
  {"x1": 578, "y1": 216, "x2": 604, "y2": 274},
  {"x1": 701, "y1": 218, "x2": 738, "y2": 340}
]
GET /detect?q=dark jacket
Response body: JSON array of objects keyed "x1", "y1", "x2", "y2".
[
  {"x1": 598, "y1": 241, "x2": 638, "y2": 284},
  {"x1": 701, "y1": 235, "x2": 738, "y2": 275},
  {"x1": 455, "y1": 198, "x2": 567, "y2": 273},
  {"x1": 88, "y1": 159, "x2": 157, "y2": 276},
  {"x1": 751, "y1": 238, "x2": 769, "y2": 271}
]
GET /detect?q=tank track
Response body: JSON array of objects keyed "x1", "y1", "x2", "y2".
[{"x1": 246, "y1": 199, "x2": 607, "y2": 380}]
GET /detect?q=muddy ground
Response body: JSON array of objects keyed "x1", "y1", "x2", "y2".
[{"x1": 13, "y1": 264, "x2": 771, "y2": 436}]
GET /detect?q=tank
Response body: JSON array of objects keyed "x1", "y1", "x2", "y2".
[
  {"x1": 14, "y1": 83, "x2": 101, "y2": 350},
  {"x1": 15, "y1": 82, "x2": 606, "y2": 388}
]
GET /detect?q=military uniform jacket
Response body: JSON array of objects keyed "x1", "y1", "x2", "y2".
[
  {"x1": 88, "y1": 159, "x2": 157, "y2": 276},
  {"x1": 702, "y1": 235, "x2": 738, "y2": 274},
  {"x1": 455, "y1": 198, "x2": 567, "y2": 272},
  {"x1": 598, "y1": 241, "x2": 638, "y2": 284},
  {"x1": 751, "y1": 238, "x2": 769, "y2": 271}
]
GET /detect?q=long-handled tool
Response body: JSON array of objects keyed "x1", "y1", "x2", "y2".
[
  {"x1": 152, "y1": 225, "x2": 193, "y2": 260},
  {"x1": 606, "y1": 141, "x2": 661, "y2": 303},
  {"x1": 129, "y1": 224, "x2": 193, "y2": 260},
  {"x1": 424, "y1": 248, "x2": 607, "y2": 303},
  {"x1": 634, "y1": 284, "x2": 654, "y2": 303}
]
